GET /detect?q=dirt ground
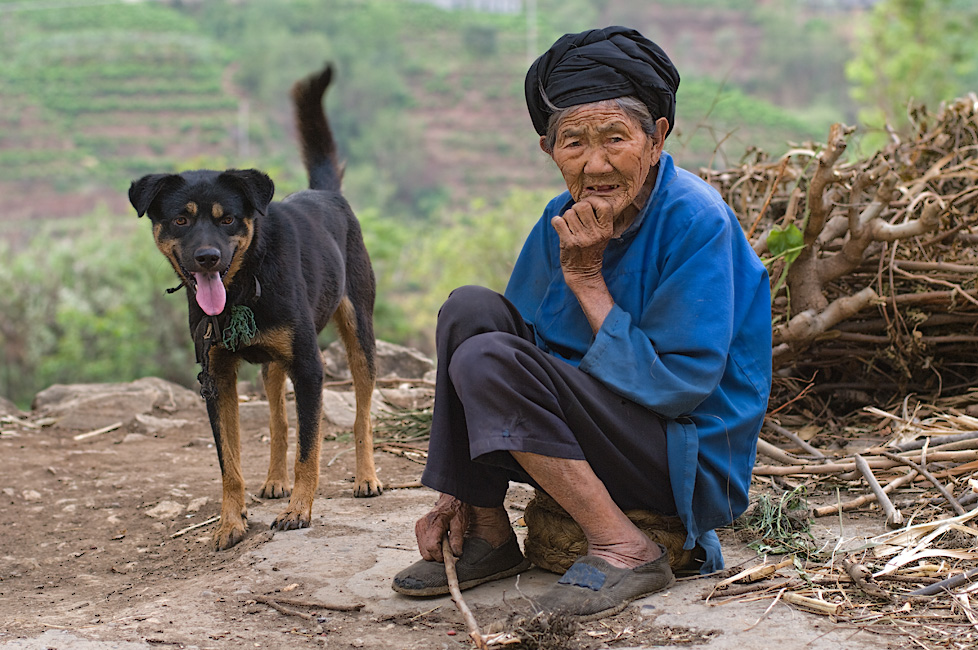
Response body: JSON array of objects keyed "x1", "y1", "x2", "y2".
[{"x1": 0, "y1": 382, "x2": 903, "y2": 650}]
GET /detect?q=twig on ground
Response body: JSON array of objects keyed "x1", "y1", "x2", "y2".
[
  {"x1": 72, "y1": 421, "x2": 123, "y2": 441},
  {"x1": 878, "y1": 449, "x2": 966, "y2": 516},
  {"x1": 442, "y1": 536, "x2": 488, "y2": 649},
  {"x1": 263, "y1": 596, "x2": 364, "y2": 612},
  {"x1": 812, "y1": 470, "x2": 917, "y2": 518},
  {"x1": 764, "y1": 419, "x2": 828, "y2": 460},
  {"x1": 255, "y1": 596, "x2": 315, "y2": 621},
  {"x1": 842, "y1": 558, "x2": 893, "y2": 602},
  {"x1": 853, "y1": 455, "x2": 903, "y2": 528},
  {"x1": 756, "y1": 438, "x2": 810, "y2": 465},
  {"x1": 170, "y1": 515, "x2": 220, "y2": 538},
  {"x1": 910, "y1": 567, "x2": 978, "y2": 596}
]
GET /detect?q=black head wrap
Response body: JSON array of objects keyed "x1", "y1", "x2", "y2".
[{"x1": 525, "y1": 26, "x2": 680, "y2": 138}]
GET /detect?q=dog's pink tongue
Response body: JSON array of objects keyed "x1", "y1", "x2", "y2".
[{"x1": 194, "y1": 272, "x2": 226, "y2": 316}]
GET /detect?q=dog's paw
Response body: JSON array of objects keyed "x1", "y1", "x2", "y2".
[
  {"x1": 214, "y1": 519, "x2": 248, "y2": 551},
  {"x1": 258, "y1": 480, "x2": 292, "y2": 499},
  {"x1": 353, "y1": 476, "x2": 384, "y2": 498},
  {"x1": 271, "y1": 509, "x2": 311, "y2": 531}
]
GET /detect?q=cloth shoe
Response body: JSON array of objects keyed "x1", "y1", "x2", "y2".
[
  {"x1": 392, "y1": 535, "x2": 532, "y2": 597},
  {"x1": 531, "y1": 547, "x2": 674, "y2": 621}
]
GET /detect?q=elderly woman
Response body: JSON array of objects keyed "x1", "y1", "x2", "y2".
[{"x1": 393, "y1": 27, "x2": 772, "y2": 620}]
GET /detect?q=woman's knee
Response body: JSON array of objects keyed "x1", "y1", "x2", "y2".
[
  {"x1": 435, "y1": 286, "x2": 524, "y2": 349},
  {"x1": 438, "y1": 286, "x2": 500, "y2": 324},
  {"x1": 449, "y1": 332, "x2": 534, "y2": 393}
]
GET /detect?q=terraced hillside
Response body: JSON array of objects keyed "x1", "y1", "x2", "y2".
[
  {"x1": 0, "y1": 0, "x2": 848, "y2": 237},
  {"x1": 0, "y1": 2, "x2": 239, "y2": 229}
]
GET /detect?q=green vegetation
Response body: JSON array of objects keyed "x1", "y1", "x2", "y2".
[
  {"x1": 735, "y1": 486, "x2": 817, "y2": 558},
  {"x1": 0, "y1": 0, "x2": 236, "y2": 189},
  {"x1": 846, "y1": 0, "x2": 978, "y2": 151},
  {"x1": 394, "y1": 190, "x2": 555, "y2": 350},
  {"x1": 0, "y1": 214, "x2": 194, "y2": 407},
  {"x1": 674, "y1": 78, "x2": 830, "y2": 169}
]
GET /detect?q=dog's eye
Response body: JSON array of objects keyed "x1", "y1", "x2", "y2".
[
  {"x1": 220, "y1": 216, "x2": 234, "y2": 225},
  {"x1": 174, "y1": 216, "x2": 189, "y2": 226}
]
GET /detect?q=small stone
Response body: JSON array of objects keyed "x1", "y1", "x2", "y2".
[
  {"x1": 22, "y1": 490, "x2": 42, "y2": 502},
  {"x1": 186, "y1": 496, "x2": 209, "y2": 513},
  {"x1": 145, "y1": 500, "x2": 185, "y2": 519}
]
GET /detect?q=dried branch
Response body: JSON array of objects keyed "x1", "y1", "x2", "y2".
[
  {"x1": 878, "y1": 449, "x2": 967, "y2": 516},
  {"x1": 442, "y1": 536, "x2": 488, "y2": 649},
  {"x1": 854, "y1": 454, "x2": 903, "y2": 528}
]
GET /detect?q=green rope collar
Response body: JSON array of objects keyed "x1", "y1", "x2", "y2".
[{"x1": 221, "y1": 304, "x2": 258, "y2": 351}]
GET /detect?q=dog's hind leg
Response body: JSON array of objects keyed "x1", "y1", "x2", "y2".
[
  {"x1": 334, "y1": 295, "x2": 382, "y2": 497},
  {"x1": 271, "y1": 333, "x2": 323, "y2": 531},
  {"x1": 206, "y1": 349, "x2": 249, "y2": 550},
  {"x1": 259, "y1": 361, "x2": 292, "y2": 499}
]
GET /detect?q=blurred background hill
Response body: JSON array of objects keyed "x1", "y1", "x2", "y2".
[{"x1": 1, "y1": 0, "x2": 977, "y2": 407}]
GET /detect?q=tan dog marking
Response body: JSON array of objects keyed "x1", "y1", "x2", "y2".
[
  {"x1": 222, "y1": 218, "x2": 254, "y2": 287},
  {"x1": 153, "y1": 223, "x2": 185, "y2": 282},
  {"x1": 259, "y1": 361, "x2": 291, "y2": 499},
  {"x1": 334, "y1": 296, "x2": 382, "y2": 497},
  {"x1": 185, "y1": 201, "x2": 198, "y2": 216},
  {"x1": 212, "y1": 203, "x2": 224, "y2": 219},
  {"x1": 209, "y1": 349, "x2": 247, "y2": 551},
  {"x1": 253, "y1": 326, "x2": 294, "y2": 362},
  {"x1": 277, "y1": 434, "x2": 321, "y2": 529}
]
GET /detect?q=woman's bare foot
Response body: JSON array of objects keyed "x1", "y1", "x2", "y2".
[
  {"x1": 588, "y1": 533, "x2": 662, "y2": 569},
  {"x1": 467, "y1": 505, "x2": 514, "y2": 548}
]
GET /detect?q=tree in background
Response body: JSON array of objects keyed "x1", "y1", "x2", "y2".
[{"x1": 847, "y1": 0, "x2": 978, "y2": 145}]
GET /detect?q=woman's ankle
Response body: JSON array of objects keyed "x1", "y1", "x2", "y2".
[{"x1": 466, "y1": 505, "x2": 513, "y2": 548}]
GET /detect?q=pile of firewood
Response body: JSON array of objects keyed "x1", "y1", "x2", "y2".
[{"x1": 701, "y1": 96, "x2": 978, "y2": 417}]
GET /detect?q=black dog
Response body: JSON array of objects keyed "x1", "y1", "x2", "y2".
[{"x1": 129, "y1": 64, "x2": 382, "y2": 550}]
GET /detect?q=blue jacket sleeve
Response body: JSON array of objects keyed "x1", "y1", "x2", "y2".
[{"x1": 579, "y1": 205, "x2": 737, "y2": 418}]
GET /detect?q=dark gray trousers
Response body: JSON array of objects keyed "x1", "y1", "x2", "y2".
[{"x1": 420, "y1": 285, "x2": 675, "y2": 515}]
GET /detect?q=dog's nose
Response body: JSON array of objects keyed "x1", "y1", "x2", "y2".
[{"x1": 194, "y1": 247, "x2": 222, "y2": 269}]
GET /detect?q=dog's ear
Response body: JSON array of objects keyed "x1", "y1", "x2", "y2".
[
  {"x1": 217, "y1": 169, "x2": 275, "y2": 217},
  {"x1": 129, "y1": 174, "x2": 184, "y2": 218}
]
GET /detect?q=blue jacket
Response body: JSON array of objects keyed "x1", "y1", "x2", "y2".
[{"x1": 504, "y1": 152, "x2": 772, "y2": 573}]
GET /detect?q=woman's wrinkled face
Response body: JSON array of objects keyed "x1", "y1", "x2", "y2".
[{"x1": 545, "y1": 101, "x2": 665, "y2": 225}]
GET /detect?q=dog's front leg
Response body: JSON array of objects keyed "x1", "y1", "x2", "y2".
[
  {"x1": 259, "y1": 361, "x2": 292, "y2": 498},
  {"x1": 271, "y1": 347, "x2": 322, "y2": 531},
  {"x1": 206, "y1": 349, "x2": 248, "y2": 550}
]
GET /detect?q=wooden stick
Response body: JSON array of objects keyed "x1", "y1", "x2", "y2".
[
  {"x1": 878, "y1": 449, "x2": 966, "y2": 516},
  {"x1": 894, "y1": 430, "x2": 978, "y2": 452},
  {"x1": 812, "y1": 470, "x2": 917, "y2": 517},
  {"x1": 909, "y1": 567, "x2": 978, "y2": 596},
  {"x1": 756, "y1": 438, "x2": 809, "y2": 466},
  {"x1": 842, "y1": 558, "x2": 893, "y2": 602},
  {"x1": 754, "y1": 449, "x2": 978, "y2": 476},
  {"x1": 72, "y1": 421, "x2": 123, "y2": 441},
  {"x1": 853, "y1": 454, "x2": 903, "y2": 528},
  {"x1": 170, "y1": 515, "x2": 220, "y2": 538},
  {"x1": 384, "y1": 480, "x2": 425, "y2": 489},
  {"x1": 764, "y1": 420, "x2": 827, "y2": 460},
  {"x1": 443, "y1": 536, "x2": 488, "y2": 649},
  {"x1": 782, "y1": 592, "x2": 842, "y2": 616},
  {"x1": 265, "y1": 596, "x2": 364, "y2": 612},
  {"x1": 704, "y1": 578, "x2": 796, "y2": 600},
  {"x1": 255, "y1": 596, "x2": 315, "y2": 621}
]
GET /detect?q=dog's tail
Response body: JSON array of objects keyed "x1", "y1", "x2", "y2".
[{"x1": 291, "y1": 63, "x2": 343, "y2": 193}]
